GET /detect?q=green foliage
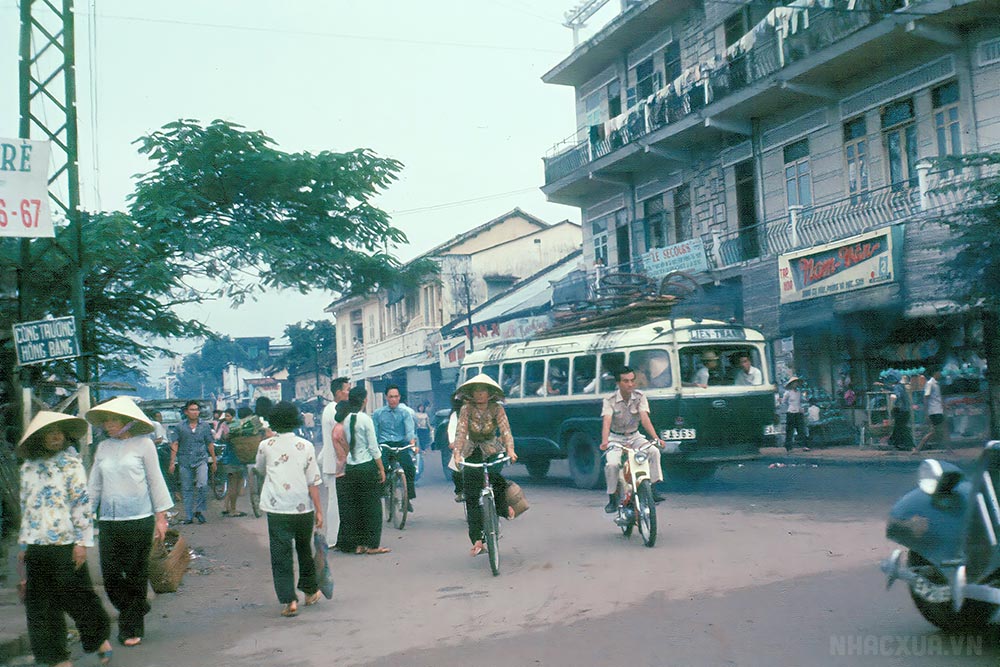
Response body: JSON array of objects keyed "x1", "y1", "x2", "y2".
[
  {"x1": 174, "y1": 337, "x2": 255, "y2": 399},
  {"x1": 279, "y1": 320, "x2": 337, "y2": 377}
]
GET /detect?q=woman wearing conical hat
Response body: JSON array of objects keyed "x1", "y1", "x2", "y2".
[
  {"x1": 86, "y1": 396, "x2": 173, "y2": 648},
  {"x1": 17, "y1": 411, "x2": 113, "y2": 667},
  {"x1": 452, "y1": 374, "x2": 518, "y2": 557}
]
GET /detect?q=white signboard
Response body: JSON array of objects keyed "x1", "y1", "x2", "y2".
[
  {"x1": 12, "y1": 316, "x2": 80, "y2": 365},
  {"x1": 0, "y1": 139, "x2": 53, "y2": 238},
  {"x1": 641, "y1": 238, "x2": 709, "y2": 279}
]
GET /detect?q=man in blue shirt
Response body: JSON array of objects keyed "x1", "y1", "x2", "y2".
[
  {"x1": 373, "y1": 385, "x2": 418, "y2": 512},
  {"x1": 169, "y1": 400, "x2": 217, "y2": 524}
]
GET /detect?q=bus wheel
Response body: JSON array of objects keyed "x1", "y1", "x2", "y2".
[
  {"x1": 567, "y1": 432, "x2": 603, "y2": 489},
  {"x1": 525, "y1": 459, "x2": 550, "y2": 481},
  {"x1": 667, "y1": 463, "x2": 717, "y2": 483}
]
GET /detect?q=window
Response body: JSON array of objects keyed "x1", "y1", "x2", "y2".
[
  {"x1": 630, "y1": 349, "x2": 673, "y2": 389},
  {"x1": 663, "y1": 41, "x2": 681, "y2": 85},
  {"x1": 501, "y1": 362, "x2": 523, "y2": 398},
  {"x1": 572, "y1": 355, "x2": 597, "y2": 394},
  {"x1": 481, "y1": 364, "x2": 500, "y2": 382},
  {"x1": 592, "y1": 218, "x2": 609, "y2": 266},
  {"x1": 635, "y1": 58, "x2": 655, "y2": 101},
  {"x1": 607, "y1": 80, "x2": 622, "y2": 119},
  {"x1": 463, "y1": 366, "x2": 481, "y2": 383},
  {"x1": 524, "y1": 360, "x2": 545, "y2": 398},
  {"x1": 724, "y1": 8, "x2": 750, "y2": 49},
  {"x1": 783, "y1": 139, "x2": 812, "y2": 208},
  {"x1": 546, "y1": 358, "x2": 570, "y2": 396},
  {"x1": 933, "y1": 81, "x2": 961, "y2": 158},
  {"x1": 843, "y1": 118, "x2": 868, "y2": 203},
  {"x1": 680, "y1": 346, "x2": 762, "y2": 387},
  {"x1": 643, "y1": 195, "x2": 667, "y2": 250},
  {"x1": 599, "y1": 352, "x2": 626, "y2": 393},
  {"x1": 734, "y1": 160, "x2": 760, "y2": 259},
  {"x1": 674, "y1": 185, "x2": 693, "y2": 242},
  {"x1": 881, "y1": 98, "x2": 917, "y2": 190}
]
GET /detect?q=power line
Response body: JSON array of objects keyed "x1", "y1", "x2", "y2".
[{"x1": 389, "y1": 187, "x2": 539, "y2": 216}]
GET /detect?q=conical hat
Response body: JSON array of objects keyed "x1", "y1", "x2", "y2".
[
  {"x1": 16, "y1": 411, "x2": 89, "y2": 458},
  {"x1": 457, "y1": 373, "x2": 505, "y2": 401},
  {"x1": 85, "y1": 396, "x2": 155, "y2": 435}
]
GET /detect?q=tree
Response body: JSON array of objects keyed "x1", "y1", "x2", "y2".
[
  {"x1": 173, "y1": 337, "x2": 256, "y2": 400},
  {"x1": 935, "y1": 152, "x2": 1000, "y2": 437},
  {"x1": 279, "y1": 321, "x2": 337, "y2": 379}
]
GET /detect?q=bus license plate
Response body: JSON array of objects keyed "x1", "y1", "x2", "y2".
[{"x1": 662, "y1": 428, "x2": 696, "y2": 440}]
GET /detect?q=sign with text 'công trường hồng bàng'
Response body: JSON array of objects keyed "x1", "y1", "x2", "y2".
[
  {"x1": 0, "y1": 139, "x2": 53, "y2": 238},
  {"x1": 12, "y1": 316, "x2": 80, "y2": 365}
]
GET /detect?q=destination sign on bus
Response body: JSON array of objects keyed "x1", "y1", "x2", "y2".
[{"x1": 689, "y1": 328, "x2": 746, "y2": 341}]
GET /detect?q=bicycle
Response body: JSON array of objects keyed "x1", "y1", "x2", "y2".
[
  {"x1": 460, "y1": 454, "x2": 511, "y2": 576},
  {"x1": 210, "y1": 463, "x2": 263, "y2": 518},
  {"x1": 380, "y1": 444, "x2": 412, "y2": 530}
]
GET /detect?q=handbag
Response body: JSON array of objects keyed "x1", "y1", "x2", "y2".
[{"x1": 505, "y1": 481, "x2": 529, "y2": 518}]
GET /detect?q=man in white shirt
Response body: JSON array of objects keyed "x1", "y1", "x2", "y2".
[
  {"x1": 733, "y1": 352, "x2": 763, "y2": 386},
  {"x1": 318, "y1": 377, "x2": 351, "y2": 547},
  {"x1": 915, "y1": 368, "x2": 948, "y2": 453},
  {"x1": 781, "y1": 377, "x2": 808, "y2": 452}
]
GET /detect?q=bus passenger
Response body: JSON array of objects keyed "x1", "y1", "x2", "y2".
[
  {"x1": 599, "y1": 367, "x2": 666, "y2": 513},
  {"x1": 685, "y1": 350, "x2": 719, "y2": 388},
  {"x1": 733, "y1": 352, "x2": 763, "y2": 386}
]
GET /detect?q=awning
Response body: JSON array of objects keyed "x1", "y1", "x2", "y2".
[{"x1": 365, "y1": 351, "x2": 436, "y2": 379}]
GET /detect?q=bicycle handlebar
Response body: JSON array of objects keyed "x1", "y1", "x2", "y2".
[
  {"x1": 459, "y1": 455, "x2": 511, "y2": 469},
  {"x1": 606, "y1": 441, "x2": 656, "y2": 452},
  {"x1": 380, "y1": 444, "x2": 414, "y2": 452}
]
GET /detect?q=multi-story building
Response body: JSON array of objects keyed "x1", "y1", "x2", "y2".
[
  {"x1": 326, "y1": 209, "x2": 581, "y2": 410},
  {"x1": 542, "y1": 0, "x2": 999, "y2": 441}
]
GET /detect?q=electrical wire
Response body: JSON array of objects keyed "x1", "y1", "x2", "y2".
[
  {"x1": 87, "y1": 0, "x2": 101, "y2": 210},
  {"x1": 389, "y1": 187, "x2": 540, "y2": 216}
]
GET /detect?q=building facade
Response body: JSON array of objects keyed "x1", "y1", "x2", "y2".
[
  {"x1": 542, "y1": 0, "x2": 999, "y2": 441},
  {"x1": 327, "y1": 209, "x2": 582, "y2": 411}
]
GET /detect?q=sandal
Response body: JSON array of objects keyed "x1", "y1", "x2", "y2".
[
  {"x1": 304, "y1": 591, "x2": 322, "y2": 606},
  {"x1": 281, "y1": 601, "x2": 299, "y2": 617},
  {"x1": 97, "y1": 639, "x2": 113, "y2": 664},
  {"x1": 123, "y1": 637, "x2": 141, "y2": 647},
  {"x1": 470, "y1": 542, "x2": 485, "y2": 557},
  {"x1": 355, "y1": 546, "x2": 367, "y2": 555},
  {"x1": 365, "y1": 547, "x2": 391, "y2": 555}
]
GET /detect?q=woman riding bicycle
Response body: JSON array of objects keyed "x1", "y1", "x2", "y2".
[{"x1": 452, "y1": 374, "x2": 518, "y2": 557}]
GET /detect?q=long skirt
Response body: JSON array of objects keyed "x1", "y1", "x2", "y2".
[
  {"x1": 335, "y1": 460, "x2": 383, "y2": 552},
  {"x1": 462, "y1": 450, "x2": 509, "y2": 545}
]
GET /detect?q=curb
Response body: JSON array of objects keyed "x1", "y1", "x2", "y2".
[
  {"x1": 756, "y1": 450, "x2": 980, "y2": 469},
  {"x1": 0, "y1": 628, "x2": 30, "y2": 666}
]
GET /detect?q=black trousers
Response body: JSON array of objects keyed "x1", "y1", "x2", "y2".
[
  {"x1": 889, "y1": 409, "x2": 914, "y2": 451},
  {"x1": 336, "y1": 459, "x2": 383, "y2": 551},
  {"x1": 98, "y1": 516, "x2": 154, "y2": 641},
  {"x1": 785, "y1": 412, "x2": 807, "y2": 450},
  {"x1": 381, "y1": 443, "x2": 416, "y2": 500},
  {"x1": 24, "y1": 544, "x2": 110, "y2": 664},
  {"x1": 265, "y1": 512, "x2": 318, "y2": 604},
  {"x1": 462, "y1": 451, "x2": 509, "y2": 545}
]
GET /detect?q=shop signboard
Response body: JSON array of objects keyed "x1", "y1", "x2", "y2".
[
  {"x1": 12, "y1": 316, "x2": 79, "y2": 365},
  {"x1": 641, "y1": 238, "x2": 709, "y2": 280},
  {"x1": 0, "y1": 138, "x2": 53, "y2": 238},
  {"x1": 777, "y1": 226, "x2": 903, "y2": 304}
]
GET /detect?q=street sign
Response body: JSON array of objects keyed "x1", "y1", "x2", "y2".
[
  {"x1": 0, "y1": 138, "x2": 54, "y2": 238},
  {"x1": 12, "y1": 316, "x2": 80, "y2": 365}
]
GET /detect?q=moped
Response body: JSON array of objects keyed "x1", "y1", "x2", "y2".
[
  {"x1": 607, "y1": 441, "x2": 657, "y2": 547},
  {"x1": 881, "y1": 441, "x2": 1000, "y2": 630}
]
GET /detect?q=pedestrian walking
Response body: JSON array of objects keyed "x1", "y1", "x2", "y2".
[
  {"x1": 781, "y1": 377, "x2": 809, "y2": 451},
  {"x1": 915, "y1": 368, "x2": 949, "y2": 453},
  {"x1": 87, "y1": 396, "x2": 172, "y2": 648},
  {"x1": 415, "y1": 402, "x2": 432, "y2": 450},
  {"x1": 17, "y1": 411, "x2": 113, "y2": 667},
  {"x1": 887, "y1": 372, "x2": 915, "y2": 451},
  {"x1": 255, "y1": 401, "x2": 324, "y2": 617},
  {"x1": 336, "y1": 386, "x2": 390, "y2": 555},
  {"x1": 319, "y1": 377, "x2": 351, "y2": 548},
  {"x1": 168, "y1": 400, "x2": 217, "y2": 524}
]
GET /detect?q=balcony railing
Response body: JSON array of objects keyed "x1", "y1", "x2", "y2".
[{"x1": 543, "y1": 0, "x2": 906, "y2": 186}]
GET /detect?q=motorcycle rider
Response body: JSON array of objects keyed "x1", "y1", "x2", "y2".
[{"x1": 600, "y1": 366, "x2": 666, "y2": 513}]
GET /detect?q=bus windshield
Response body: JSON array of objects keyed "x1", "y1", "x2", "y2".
[{"x1": 680, "y1": 345, "x2": 765, "y2": 388}]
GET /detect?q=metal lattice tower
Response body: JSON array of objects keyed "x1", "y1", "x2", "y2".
[{"x1": 18, "y1": 0, "x2": 88, "y2": 381}]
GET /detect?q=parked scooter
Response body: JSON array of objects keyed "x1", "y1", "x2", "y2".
[
  {"x1": 607, "y1": 442, "x2": 658, "y2": 547},
  {"x1": 881, "y1": 441, "x2": 1000, "y2": 630}
]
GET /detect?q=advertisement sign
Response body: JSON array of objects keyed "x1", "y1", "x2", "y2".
[
  {"x1": 12, "y1": 316, "x2": 80, "y2": 365},
  {"x1": 778, "y1": 226, "x2": 902, "y2": 304},
  {"x1": 0, "y1": 139, "x2": 53, "y2": 238},
  {"x1": 641, "y1": 238, "x2": 709, "y2": 280}
]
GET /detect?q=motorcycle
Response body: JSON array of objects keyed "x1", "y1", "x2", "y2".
[
  {"x1": 607, "y1": 441, "x2": 658, "y2": 547},
  {"x1": 881, "y1": 441, "x2": 1000, "y2": 630}
]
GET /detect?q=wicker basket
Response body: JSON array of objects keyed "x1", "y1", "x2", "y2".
[
  {"x1": 231, "y1": 434, "x2": 263, "y2": 464},
  {"x1": 148, "y1": 529, "x2": 190, "y2": 594}
]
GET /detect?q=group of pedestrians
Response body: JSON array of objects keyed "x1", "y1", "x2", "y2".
[{"x1": 17, "y1": 396, "x2": 172, "y2": 666}]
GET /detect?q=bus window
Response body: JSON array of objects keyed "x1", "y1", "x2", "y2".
[
  {"x1": 630, "y1": 349, "x2": 673, "y2": 389},
  {"x1": 572, "y1": 355, "x2": 597, "y2": 394},
  {"x1": 482, "y1": 364, "x2": 500, "y2": 382},
  {"x1": 464, "y1": 366, "x2": 480, "y2": 383},
  {"x1": 524, "y1": 360, "x2": 544, "y2": 397},
  {"x1": 501, "y1": 362, "x2": 523, "y2": 398},
  {"x1": 598, "y1": 352, "x2": 626, "y2": 393},
  {"x1": 546, "y1": 358, "x2": 569, "y2": 396},
  {"x1": 680, "y1": 346, "x2": 763, "y2": 387}
]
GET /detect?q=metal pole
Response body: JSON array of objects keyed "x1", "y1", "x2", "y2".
[{"x1": 63, "y1": 0, "x2": 87, "y2": 383}]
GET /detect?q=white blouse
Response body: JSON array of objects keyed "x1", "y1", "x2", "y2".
[
  {"x1": 255, "y1": 432, "x2": 322, "y2": 514},
  {"x1": 88, "y1": 435, "x2": 174, "y2": 521}
]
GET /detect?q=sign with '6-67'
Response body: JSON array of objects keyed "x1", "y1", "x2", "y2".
[
  {"x1": 13, "y1": 316, "x2": 80, "y2": 366},
  {"x1": 0, "y1": 138, "x2": 53, "y2": 238}
]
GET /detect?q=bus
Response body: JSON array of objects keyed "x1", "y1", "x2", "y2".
[{"x1": 452, "y1": 317, "x2": 777, "y2": 488}]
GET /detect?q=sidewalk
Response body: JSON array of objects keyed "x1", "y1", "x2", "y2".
[{"x1": 759, "y1": 444, "x2": 984, "y2": 467}]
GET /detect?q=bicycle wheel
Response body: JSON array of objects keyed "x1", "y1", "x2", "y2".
[
  {"x1": 482, "y1": 495, "x2": 500, "y2": 576},
  {"x1": 248, "y1": 468, "x2": 262, "y2": 518},
  {"x1": 212, "y1": 469, "x2": 228, "y2": 500},
  {"x1": 618, "y1": 483, "x2": 633, "y2": 538},
  {"x1": 383, "y1": 481, "x2": 394, "y2": 524},
  {"x1": 636, "y1": 480, "x2": 657, "y2": 548},
  {"x1": 391, "y1": 469, "x2": 408, "y2": 530}
]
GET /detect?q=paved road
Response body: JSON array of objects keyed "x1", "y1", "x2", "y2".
[{"x1": 35, "y1": 457, "x2": 1000, "y2": 667}]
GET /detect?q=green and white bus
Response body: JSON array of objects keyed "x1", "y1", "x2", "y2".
[{"x1": 454, "y1": 317, "x2": 777, "y2": 488}]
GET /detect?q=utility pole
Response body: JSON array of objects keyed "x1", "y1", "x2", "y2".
[{"x1": 18, "y1": 0, "x2": 87, "y2": 382}]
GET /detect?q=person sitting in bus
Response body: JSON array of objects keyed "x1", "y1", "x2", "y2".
[
  {"x1": 733, "y1": 352, "x2": 763, "y2": 386},
  {"x1": 599, "y1": 366, "x2": 666, "y2": 512},
  {"x1": 636, "y1": 352, "x2": 671, "y2": 389},
  {"x1": 685, "y1": 350, "x2": 719, "y2": 388}
]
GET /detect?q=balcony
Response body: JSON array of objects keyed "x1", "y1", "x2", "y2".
[
  {"x1": 542, "y1": 0, "x2": 980, "y2": 203},
  {"x1": 363, "y1": 325, "x2": 438, "y2": 371}
]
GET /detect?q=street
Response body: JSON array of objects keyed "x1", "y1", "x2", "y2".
[{"x1": 47, "y1": 458, "x2": 1000, "y2": 667}]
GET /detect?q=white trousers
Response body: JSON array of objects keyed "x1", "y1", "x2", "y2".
[
  {"x1": 322, "y1": 473, "x2": 340, "y2": 548},
  {"x1": 605, "y1": 433, "x2": 662, "y2": 494}
]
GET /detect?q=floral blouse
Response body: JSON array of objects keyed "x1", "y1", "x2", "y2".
[
  {"x1": 19, "y1": 450, "x2": 94, "y2": 547},
  {"x1": 255, "y1": 432, "x2": 322, "y2": 514},
  {"x1": 452, "y1": 401, "x2": 514, "y2": 459}
]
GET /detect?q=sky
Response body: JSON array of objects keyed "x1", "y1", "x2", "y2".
[{"x1": 1, "y1": 1, "x2": 626, "y2": 384}]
